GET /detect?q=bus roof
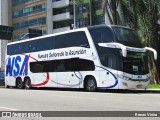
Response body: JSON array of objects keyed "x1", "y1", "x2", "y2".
[
  {"x1": 87, "y1": 24, "x2": 134, "y2": 30},
  {"x1": 7, "y1": 27, "x2": 88, "y2": 46},
  {"x1": 8, "y1": 25, "x2": 133, "y2": 46}
]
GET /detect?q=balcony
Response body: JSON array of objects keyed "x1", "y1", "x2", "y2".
[
  {"x1": 52, "y1": 0, "x2": 70, "y2": 8},
  {"x1": 53, "y1": 12, "x2": 73, "y2": 22},
  {"x1": 53, "y1": 26, "x2": 71, "y2": 33}
]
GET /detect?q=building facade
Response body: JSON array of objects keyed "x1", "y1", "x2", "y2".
[
  {"x1": 12, "y1": 0, "x2": 47, "y2": 40},
  {"x1": 0, "y1": 0, "x2": 124, "y2": 71},
  {"x1": 11, "y1": 0, "x2": 124, "y2": 40}
]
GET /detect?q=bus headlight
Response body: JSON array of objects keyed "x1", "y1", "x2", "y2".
[
  {"x1": 119, "y1": 75, "x2": 130, "y2": 80},
  {"x1": 119, "y1": 75, "x2": 150, "y2": 82}
]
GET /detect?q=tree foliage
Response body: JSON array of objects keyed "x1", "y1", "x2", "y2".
[
  {"x1": 102, "y1": 0, "x2": 160, "y2": 83},
  {"x1": 128, "y1": 0, "x2": 160, "y2": 83}
]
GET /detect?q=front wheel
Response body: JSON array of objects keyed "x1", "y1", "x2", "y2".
[
  {"x1": 24, "y1": 78, "x2": 32, "y2": 89},
  {"x1": 85, "y1": 77, "x2": 97, "y2": 92}
]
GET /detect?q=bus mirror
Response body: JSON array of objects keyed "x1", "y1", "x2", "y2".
[
  {"x1": 98, "y1": 43, "x2": 127, "y2": 57},
  {"x1": 145, "y1": 47, "x2": 157, "y2": 60}
]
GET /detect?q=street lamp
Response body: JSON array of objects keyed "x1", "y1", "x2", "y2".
[{"x1": 70, "y1": 0, "x2": 76, "y2": 29}]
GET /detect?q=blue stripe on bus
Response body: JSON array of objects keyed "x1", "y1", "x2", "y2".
[{"x1": 95, "y1": 65, "x2": 118, "y2": 89}]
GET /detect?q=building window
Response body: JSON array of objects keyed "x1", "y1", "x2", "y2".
[
  {"x1": 76, "y1": 3, "x2": 89, "y2": 14},
  {"x1": 13, "y1": 17, "x2": 46, "y2": 30},
  {"x1": 53, "y1": 20, "x2": 73, "y2": 29},
  {"x1": 96, "y1": 15, "x2": 105, "y2": 25},
  {"x1": 76, "y1": 18, "x2": 88, "y2": 28},
  {"x1": 12, "y1": 0, "x2": 41, "y2": 6},
  {"x1": 53, "y1": 7, "x2": 72, "y2": 15},
  {"x1": 96, "y1": 0, "x2": 102, "y2": 10},
  {"x1": 12, "y1": 4, "x2": 46, "y2": 18},
  {"x1": 52, "y1": 0, "x2": 61, "y2": 2}
]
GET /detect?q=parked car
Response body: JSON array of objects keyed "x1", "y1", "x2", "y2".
[{"x1": 0, "y1": 72, "x2": 4, "y2": 81}]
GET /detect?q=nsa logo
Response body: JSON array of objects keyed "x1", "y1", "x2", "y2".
[{"x1": 137, "y1": 76, "x2": 142, "y2": 79}]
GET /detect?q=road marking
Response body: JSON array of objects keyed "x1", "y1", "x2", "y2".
[
  {"x1": 49, "y1": 95, "x2": 97, "y2": 100},
  {"x1": 0, "y1": 106, "x2": 18, "y2": 111}
]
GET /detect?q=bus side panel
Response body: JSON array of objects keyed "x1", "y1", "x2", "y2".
[
  {"x1": 79, "y1": 71, "x2": 100, "y2": 89},
  {"x1": 98, "y1": 69, "x2": 118, "y2": 89}
]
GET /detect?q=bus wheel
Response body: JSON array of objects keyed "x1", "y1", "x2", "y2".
[
  {"x1": 24, "y1": 78, "x2": 32, "y2": 89},
  {"x1": 5, "y1": 84, "x2": 9, "y2": 88},
  {"x1": 85, "y1": 77, "x2": 97, "y2": 92},
  {"x1": 16, "y1": 78, "x2": 23, "y2": 89}
]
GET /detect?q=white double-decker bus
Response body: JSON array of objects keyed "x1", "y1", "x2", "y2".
[{"x1": 5, "y1": 25, "x2": 157, "y2": 91}]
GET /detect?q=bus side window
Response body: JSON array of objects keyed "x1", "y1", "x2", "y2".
[
  {"x1": 107, "y1": 56, "x2": 116, "y2": 69},
  {"x1": 70, "y1": 58, "x2": 95, "y2": 71},
  {"x1": 71, "y1": 58, "x2": 79, "y2": 71},
  {"x1": 78, "y1": 59, "x2": 95, "y2": 71},
  {"x1": 89, "y1": 27, "x2": 114, "y2": 43},
  {"x1": 100, "y1": 55, "x2": 117, "y2": 69},
  {"x1": 30, "y1": 62, "x2": 44, "y2": 73},
  {"x1": 56, "y1": 59, "x2": 71, "y2": 72}
]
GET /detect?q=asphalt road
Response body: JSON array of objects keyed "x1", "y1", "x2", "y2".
[{"x1": 0, "y1": 88, "x2": 160, "y2": 120}]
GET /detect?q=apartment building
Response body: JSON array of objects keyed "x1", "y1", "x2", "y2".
[
  {"x1": 12, "y1": 0, "x2": 47, "y2": 40},
  {"x1": 11, "y1": 0, "x2": 124, "y2": 40}
]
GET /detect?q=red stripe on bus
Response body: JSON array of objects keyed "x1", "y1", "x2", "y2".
[{"x1": 31, "y1": 72, "x2": 50, "y2": 87}]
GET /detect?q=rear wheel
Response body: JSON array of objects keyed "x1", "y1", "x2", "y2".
[
  {"x1": 85, "y1": 77, "x2": 97, "y2": 92},
  {"x1": 24, "y1": 78, "x2": 32, "y2": 89},
  {"x1": 5, "y1": 84, "x2": 9, "y2": 88},
  {"x1": 16, "y1": 78, "x2": 23, "y2": 89}
]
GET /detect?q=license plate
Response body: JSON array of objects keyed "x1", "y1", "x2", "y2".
[{"x1": 137, "y1": 84, "x2": 142, "y2": 88}]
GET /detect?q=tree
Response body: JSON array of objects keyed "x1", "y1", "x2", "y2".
[
  {"x1": 124, "y1": 0, "x2": 160, "y2": 83},
  {"x1": 102, "y1": 0, "x2": 125, "y2": 25}
]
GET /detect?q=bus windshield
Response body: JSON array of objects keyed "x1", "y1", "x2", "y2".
[
  {"x1": 122, "y1": 52, "x2": 149, "y2": 75},
  {"x1": 112, "y1": 26, "x2": 143, "y2": 48}
]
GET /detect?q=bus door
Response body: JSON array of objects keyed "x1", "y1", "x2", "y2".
[
  {"x1": 56, "y1": 58, "x2": 81, "y2": 88},
  {"x1": 99, "y1": 54, "x2": 118, "y2": 89}
]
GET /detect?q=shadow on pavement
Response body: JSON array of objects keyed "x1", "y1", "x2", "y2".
[
  {"x1": 30, "y1": 87, "x2": 160, "y2": 94},
  {"x1": 1, "y1": 85, "x2": 160, "y2": 94}
]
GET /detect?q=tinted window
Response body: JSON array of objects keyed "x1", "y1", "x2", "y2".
[
  {"x1": 30, "y1": 58, "x2": 95, "y2": 73},
  {"x1": 55, "y1": 31, "x2": 89, "y2": 49},
  {"x1": 7, "y1": 31, "x2": 88, "y2": 55},
  {"x1": 100, "y1": 54, "x2": 117, "y2": 69},
  {"x1": 112, "y1": 26, "x2": 143, "y2": 48},
  {"x1": 96, "y1": 46, "x2": 120, "y2": 70},
  {"x1": 89, "y1": 27, "x2": 114, "y2": 44},
  {"x1": 30, "y1": 60, "x2": 56, "y2": 73},
  {"x1": 7, "y1": 36, "x2": 55, "y2": 55},
  {"x1": 30, "y1": 61, "x2": 45, "y2": 73},
  {"x1": 122, "y1": 52, "x2": 149, "y2": 75},
  {"x1": 78, "y1": 59, "x2": 95, "y2": 71},
  {"x1": 70, "y1": 58, "x2": 79, "y2": 71},
  {"x1": 56, "y1": 59, "x2": 71, "y2": 72}
]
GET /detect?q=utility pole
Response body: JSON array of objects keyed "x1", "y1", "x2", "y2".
[
  {"x1": 73, "y1": 1, "x2": 76, "y2": 28},
  {"x1": 89, "y1": 0, "x2": 92, "y2": 26},
  {"x1": 71, "y1": 0, "x2": 76, "y2": 29}
]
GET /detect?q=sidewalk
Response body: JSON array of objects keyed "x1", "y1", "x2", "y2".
[{"x1": 118, "y1": 88, "x2": 160, "y2": 93}]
